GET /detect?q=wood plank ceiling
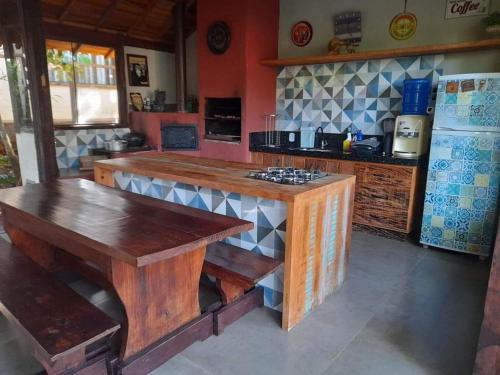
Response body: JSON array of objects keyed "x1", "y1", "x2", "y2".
[{"x1": 41, "y1": 0, "x2": 196, "y2": 52}]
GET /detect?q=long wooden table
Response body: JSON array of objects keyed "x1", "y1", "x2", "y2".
[{"x1": 0, "y1": 179, "x2": 252, "y2": 361}]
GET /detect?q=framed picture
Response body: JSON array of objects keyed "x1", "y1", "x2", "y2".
[
  {"x1": 130, "y1": 92, "x2": 144, "y2": 111},
  {"x1": 127, "y1": 54, "x2": 149, "y2": 87}
]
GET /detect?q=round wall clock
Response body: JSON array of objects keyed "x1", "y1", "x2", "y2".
[
  {"x1": 291, "y1": 21, "x2": 313, "y2": 47},
  {"x1": 207, "y1": 21, "x2": 231, "y2": 55},
  {"x1": 389, "y1": 12, "x2": 417, "y2": 40}
]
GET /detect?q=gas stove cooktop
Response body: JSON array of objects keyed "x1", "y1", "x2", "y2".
[{"x1": 247, "y1": 167, "x2": 328, "y2": 185}]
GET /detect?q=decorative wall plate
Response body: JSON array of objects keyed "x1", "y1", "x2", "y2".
[
  {"x1": 291, "y1": 21, "x2": 313, "y2": 47},
  {"x1": 389, "y1": 12, "x2": 417, "y2": 40},
  {"x1": 207, "y1": 21, "x2": 231, "y2": 54}
]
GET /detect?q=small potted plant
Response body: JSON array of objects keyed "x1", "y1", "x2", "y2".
[{"x1": 482, "y1": 11, "x2": 500, "y2": 37}]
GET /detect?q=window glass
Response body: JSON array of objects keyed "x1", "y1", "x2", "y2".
[
  {"x1": 0, "y1": 47, "x2": 14, "y2": 123},
  {"x1": 46, "y1": 39, "x2": 119, "y2": 126}
]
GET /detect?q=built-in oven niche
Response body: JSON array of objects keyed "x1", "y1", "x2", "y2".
[{"x1": 204, "y1": 97, "x2": 241, "y2": 143}]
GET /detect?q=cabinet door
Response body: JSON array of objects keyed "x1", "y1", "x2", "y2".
[
  {"x1": 291, "y1": 156, "x2": 306, "y2": 169},
  {"x1": 325, "y1": 160, "x2": 341, "y2": 174},
  {"x1": 352, "y1": 163, "x2": 416, "y2": 233},
  {"x1": 339, "y1": 160, "x2": 355, "y2": 175},
  {"x1": 251, "y1": 152, "x2": 263, "y2": 165},
  {"x1": 305, "y1": 157, "x2": 328, "y2": 171},
  {"x1": 262, "y1": 153, "x2": 284, "y2": 167}
]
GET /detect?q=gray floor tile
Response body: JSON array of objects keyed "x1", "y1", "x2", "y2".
[
  {"x1": 0, "y1": 231, "x2": 489, "y2": 375},
  {"x1": 150, "y1": 354, "x2": 215, "y2": 375}
]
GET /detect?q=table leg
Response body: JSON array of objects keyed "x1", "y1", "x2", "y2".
[
  {"x1": 4, "y1": 220, "x2": 58, "y2": 272},
  {"x1": 109, "y1": 246, "x2": 206, "y2": 361}
]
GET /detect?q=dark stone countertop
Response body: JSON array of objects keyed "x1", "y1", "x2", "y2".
[{"x1": 249, "y1": 145, "x2": 427, "y2": 167}]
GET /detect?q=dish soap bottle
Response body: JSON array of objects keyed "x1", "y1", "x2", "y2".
[
  {"x1": 343, "y1": 131, "x2": 352, "y2": 154},
  {"x1": 356, "y1": 129, "x2": 364, "y2": 141}
]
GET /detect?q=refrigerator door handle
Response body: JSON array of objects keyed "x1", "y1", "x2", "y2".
[{"x1": 434, "y1": 128, "x2": 500, "y2": 134}]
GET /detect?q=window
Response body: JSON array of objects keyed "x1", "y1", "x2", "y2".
[
  {"x1": 0, "y1": 46, "x2": 14, "y2": 124},
  {"x1": 46, "y1": 39, "x2": 120, "y2": 126}
]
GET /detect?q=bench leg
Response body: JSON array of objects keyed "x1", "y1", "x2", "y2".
[
  {"x1": 214, "y1": 287, "x2": 264, "y2": 335},
  {"x1": 216, "y1": 279, "x2": 244, "y2": 305},
  {"x1": 42, "y1": 348, "x2": 86, "y2": 375}
]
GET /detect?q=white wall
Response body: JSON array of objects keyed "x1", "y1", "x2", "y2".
[
  {"x1": 186, "y1": 32, "x2": 199, "y2": 97},
  {"x1": 279, "y1": 0, "x2": 500, "y2": 73},
  {"x1": 124, "y1": 46, "x2": 176, "y2": 105}
]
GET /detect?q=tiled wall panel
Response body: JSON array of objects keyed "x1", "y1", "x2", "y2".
[
  {"x1": 113, "y1": 171, "x2": 287, "y2": 311},
  {"x1": 55, "y1": 128, "x2": 130, "y2": 169},
  {"x1": 276, "y1": 55, "x2": 444, "y2": 134}
]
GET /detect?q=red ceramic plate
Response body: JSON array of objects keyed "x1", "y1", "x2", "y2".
[{"x1": 291, "y1": 21, "x2": 313, "y2": 47}]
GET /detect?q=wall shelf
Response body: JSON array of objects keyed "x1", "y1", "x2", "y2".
[{"x1": 260, "y1": 38, "x2": 500, "y2": 67}]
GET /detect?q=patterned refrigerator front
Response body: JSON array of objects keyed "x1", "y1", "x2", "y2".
[{"x1": 420, "y1": 73, "x2": 500, "y2": 257}]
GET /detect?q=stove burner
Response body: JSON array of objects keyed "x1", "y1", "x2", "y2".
[{"x1": 248, "y1": 167, "x2": 328, "y2": 185}]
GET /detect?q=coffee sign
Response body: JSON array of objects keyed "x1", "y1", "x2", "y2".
[{"x1": 445, "y1": 0, "x2": 490, "y2": 18}]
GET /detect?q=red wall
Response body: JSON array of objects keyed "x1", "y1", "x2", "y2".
[{"x1": 197, "y1": 0, "x2": 279, "y2": 162}]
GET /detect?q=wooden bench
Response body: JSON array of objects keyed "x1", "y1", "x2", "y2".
[
  {"x1": 203, "y1": 241, "x2": 282, "y2": 334},
  {"x1": 0, "y1": 238, "x2": 120, "y2": 374}
]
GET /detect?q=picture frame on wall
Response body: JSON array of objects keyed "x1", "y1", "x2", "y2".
[
  {"x1": 130, "y1": 92, "x2": 144, "y2": 111},
  {"x1": 127, "y1": 54, "x2": 150, "y2": 87}
]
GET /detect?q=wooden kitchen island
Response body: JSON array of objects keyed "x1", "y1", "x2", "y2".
[{"x1": 94, "y1": 154, "x2": 356, "y2": 330}]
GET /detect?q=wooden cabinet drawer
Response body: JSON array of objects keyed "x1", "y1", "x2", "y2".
[
  {"x1": 353, "y1": 203, "x2": 408, "y2": 232},
  {"x1": 262, "y1": 153, "x2": 283, "y2": 167},
  {"x1": 355, "y1": 185, "x2": 410, "y2": 209},
  {"x1": 94, "y1": 168, "x2": 114, "y2": 188},
  {"x1": 304, "y1": 158, "x2": 341, "y2": 173},
  {"x1": 305, "y1": 157, "x2": 328, "y2": 171},
  {"x1": 354, "y1": 164, "x2": 414, "y2": 188}
]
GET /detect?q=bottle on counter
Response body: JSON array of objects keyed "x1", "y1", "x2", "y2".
[
  {"x1": 356, "y1": 129, "x2": 364, "y2": 141},
  {"x1": 343, "y1": 131, "x2": 352, "y2": 154}
]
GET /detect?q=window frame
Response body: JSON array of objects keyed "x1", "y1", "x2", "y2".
[{"x1": 43, "y1": 30, "x2": 128, "y2": 130}]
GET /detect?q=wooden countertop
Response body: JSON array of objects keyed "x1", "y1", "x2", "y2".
[{"x1": 94, "y1": 153, "x2": 355, "y2": 202}]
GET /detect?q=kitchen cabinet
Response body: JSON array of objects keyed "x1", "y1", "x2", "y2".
[
  {"x1": 94, "y1": 167, "x2": 115, "y2": 188},
  {"x1": 251, "y1": 152, "x2": 423, "y2": 235}
]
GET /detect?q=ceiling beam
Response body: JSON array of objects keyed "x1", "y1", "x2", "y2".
[
  {"x1": 59, "y1": 0, "x2": 78, "y2": 21},
  {"x1": 104, "y1": 48, "x2": 114, "y2": 58},
  {"x1": 95, "y1": 0, "x2": 119, "y2": 30},
  {"x1": 126, "y1": 0, "x2": 160, "y2": 36},
  {"x1": 43, "y1": 21, "x2": 175, "y2": 52}
]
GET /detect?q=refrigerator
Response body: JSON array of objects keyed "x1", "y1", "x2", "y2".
[{"x1": 420, "y1": 73, "x2": 500, "y2": 257}]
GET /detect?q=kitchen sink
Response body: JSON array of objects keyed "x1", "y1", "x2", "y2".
[{"x1": 290, "y1": 147, "x2": 335, "y2": 152}]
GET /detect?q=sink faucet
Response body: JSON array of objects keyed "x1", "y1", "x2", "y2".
[{"x1": 316, "y1": 127, "x2": 328, "y2": 149}]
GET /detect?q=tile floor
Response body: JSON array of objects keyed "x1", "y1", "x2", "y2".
[{"x1": 0, "y1": 231, "x2": 490, "y2": 375}]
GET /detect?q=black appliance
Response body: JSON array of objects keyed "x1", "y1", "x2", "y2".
[
  {"x1": 123, "y1": 132, "x2": 146, "y2": 147},
  {"x1": 382, "y1": 118, "x2": 395, "y2": 156},
  {"x1": 161, "y1": 123, "x2": 199, "y2": 150},
  {"x1": 351, "y1": 138, "x2": 381, "y2": 158},
  {"x1": 247, "y1": 167, "x2": 328, "y2": 185},
  {"x1": 205, "y1": 97, "x2": 241, "y2": 142}
]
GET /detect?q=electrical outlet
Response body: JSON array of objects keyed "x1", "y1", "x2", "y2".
[{"x1": 289, "y1": 133, "x2": 295, "y2": 142}]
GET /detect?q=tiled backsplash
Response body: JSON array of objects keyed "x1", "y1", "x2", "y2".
[
  {"x1": 276, "y1": 55, "x2": 445, "y2": 135},
  {"x1": 55, "y1": 128, "x2": 130, "y2": 169},
  {"x1": 113, "y1": 171, "x2": 287, "y2": 311}
]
